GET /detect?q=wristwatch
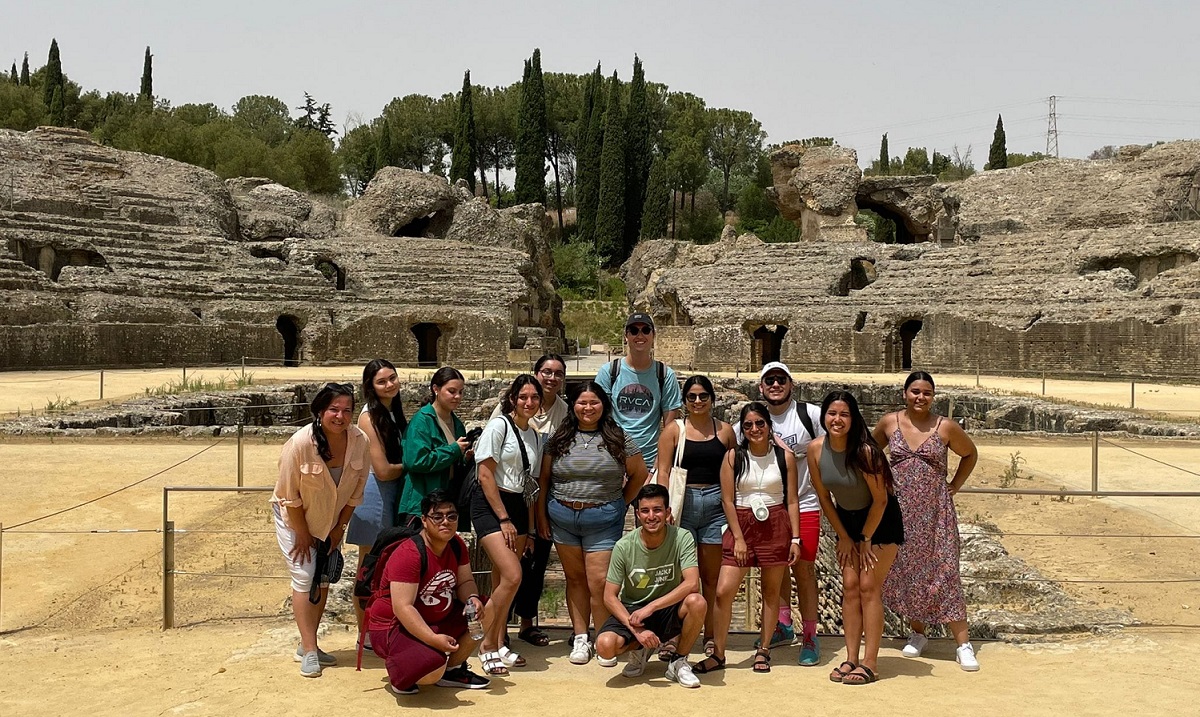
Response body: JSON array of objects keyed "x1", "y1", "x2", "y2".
[{"x1": 790, "y1": 537, "x2": 801, "y2": 545}]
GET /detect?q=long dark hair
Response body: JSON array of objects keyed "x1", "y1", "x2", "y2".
[
  {"x1": 502, "y1": 373, "x2": 545, "y2": 414},
  {"x1": 311, "y1": 382, "x2": 356, "y2": 462},
  {"x1": 545, "y1": 381, "x2": 627, "y2": 462},
  {"x1": 732, "y1": 402, "x2": 782, "y2": 490},
  {"x1": 422, "y1": 366, "x2": 465, "y2": 407},
  {"x1": 904, "y1": 370, "x2": 935, "y2": 392},
  {"x1": 682, "y1": 375, "x2": 715, "y2": 415},
  {"x1": 820, "y1": 390, "x2": 893, "y2": 491},
  {"x1": 362, "y1": 358, "x2": 406, "y2": 464}
]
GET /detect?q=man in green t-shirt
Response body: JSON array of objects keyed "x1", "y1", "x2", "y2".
[{"x1": 596, "y1": 484, "x2": 706, "y2": 688}]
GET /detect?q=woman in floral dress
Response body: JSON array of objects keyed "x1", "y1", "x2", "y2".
[{"x1": 872, "y1": 371, "x2": 981, "y2": 672}]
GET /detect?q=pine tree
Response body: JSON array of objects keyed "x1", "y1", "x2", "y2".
[
  {"x1": 595, "y1": 72, "x2": 626, "y2": 263},
  {"x1": 139, "y1": 46, "x2": 153, "y2": 103},
  {"x1": 622, "y1": 55, "x2": 651, "y2": 260},
  {"x1": 879, "y1": 133, "x2": 890, "y2": 175},
  {"x1": 49, "y1": 86, "x2": 65, "y2": 126},
  {"x1": 514, "y1": 48, "x2": 548, "y2": 205},
  {"x1": 8, "y1": 62, "x2": 15, "y2": 84},
  {"x1": 374, "y1": 121, "x2": 392, "y2": 173},
  {"x1": 20, "y1": 52, "x2": 29, "y2": 86},
  {"x1": 449, "y1": 70, "x2": 477, "y2": 192},
  {"x1": 986, "y1": 114, "x2": 1008, "y2": 170},
  {"x1": 575, "y1": 64, "x2": 605, "y2": 245},
  {"x1": 44, "y1": 39, "x2": 63, "y2": 110},
  {"x1": 639, "y1": 154, "x2": 670, "y2": 241}
]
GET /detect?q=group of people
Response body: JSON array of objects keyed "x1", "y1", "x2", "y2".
[{"x1": 269, "y1": 312, "x2": 980, "y2": 695}]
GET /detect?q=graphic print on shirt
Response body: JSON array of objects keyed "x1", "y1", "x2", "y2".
[
  {"x1": 628, "y1": 562, "x2": 677, "y2": 591},
  {"x1": 418, "y1": 569, "x2": 457, "y2": 610},
  {"x1": 616, "y1": 383, "x2": 656, "y2": 419}
]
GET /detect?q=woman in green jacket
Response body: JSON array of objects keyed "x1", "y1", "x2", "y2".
[{"x1": 399, "y1": 366, "x2": 472, "y2": 525}]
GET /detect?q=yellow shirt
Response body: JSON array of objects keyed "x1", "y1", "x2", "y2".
[{"x1": 271, "y1": 423, "x2": 370, "y2": 540}]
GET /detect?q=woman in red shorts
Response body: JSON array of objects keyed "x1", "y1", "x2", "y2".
[{"x1": 699, "y1": 402, "x2": 801, "y2": 674}]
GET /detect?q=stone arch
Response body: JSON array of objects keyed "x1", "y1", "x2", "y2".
[
  {"x1": 315, "y1": 258, "x2": 347, "y2": 290},
  {"x1": 898, "y1": 319, "x2": 923, "y2": 370},
  {"x1": 748, "y1": 323, "x2": 788, "y2": 367},
  {"x1": 856, "y1": 197, "x2": 920, "y2": 244},
  {"x1": 411, "y1": 322, "x2": 444, "y2": 367},
  {"x1": 276, "y1": 315, "x2": 302, "y2": 367}
]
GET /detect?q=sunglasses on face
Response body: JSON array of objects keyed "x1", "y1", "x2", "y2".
[
  {"x1": 762, "y1": 376, "x2": 789, "y2": 387},
  {"x1": 686, "y1": 392, "x2": 711, "y2": 403},
  {"x1": 425, "y1": 511, "x2": 459, "y2": 524},
  {"x1": 742, "y1": 419, "x2": 768, "y2": 430},
  {"x1": 626, "y1": 326, "x2": 653, "y2": 336}
]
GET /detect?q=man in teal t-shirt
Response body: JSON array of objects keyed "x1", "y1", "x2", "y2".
[
  {"x1": 594, "y1": 313, "x2": 682, "y2": 467},
  {"x1": 595, "y1": 484, "x2": 706, "y2": 688}
]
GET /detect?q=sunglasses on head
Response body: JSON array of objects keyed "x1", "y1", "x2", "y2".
[
  {"x1": 762, "y1": 375, "x2": 789, "y2": 386},
  {"x1": 626, "y1": 325, "x2": 653, "y2": 336},
  {"x1": 742, "y1": 419, "x2": 768, "y2": 430},
  {"x1": 425, "y1": 511, "x2": 459, "y2": 524},
  {"x1": 686, "y1": 392, "x2": 711, "y2": 402},
  {"x1": 324, "y1": 382, "x2": 354, "y2": 392}
]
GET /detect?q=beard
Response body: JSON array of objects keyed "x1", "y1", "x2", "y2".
[{"x1": 764, "y1": 393, "x2": 791, "y2": 407}]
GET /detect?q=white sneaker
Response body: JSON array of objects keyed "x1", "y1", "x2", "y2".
[
  {"x1": 597, "y1": 654, "x2": 618, "y2": 668},
  {"x1": 901, "y1": 632, "x2": 929, "y2": 658},
  {"x1": 956, "y1": 642, "x2": 980, "y2": 671},
  {"x1": 665, "y1": 656, "x2": 700, "y2": 688},
  {"x1": 569, "y1": 634, "x2": 593, "y2": 665},
  {"x1": 622, "y1": 647, "x2": 648, "y2": 678}
]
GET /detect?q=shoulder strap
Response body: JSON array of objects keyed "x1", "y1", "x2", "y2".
[
  {"x1": 797, "y1": 403, "x2": 816, "y2": 440},
  {"x1": 502, "y1": 415, "x2": 532, "y2": 473},
  {"x1": 656, "y1": 360, "x2": 665, "y2": 397},
  {"x1": 672, "y1": 418, "x2": 686, "y2": 468},
  {"x1": 608, "y1": 358, "x2": 620, "y2": 388},
  {"x1": 774, "y1": 444, "x2": 788, "y2": 478},
  {"x1": 412, "y1": 533, "x2": 428, "y2": 581}
]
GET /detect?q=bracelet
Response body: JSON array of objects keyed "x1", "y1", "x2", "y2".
[
  {"x1": 467, "y1": 594, "x2": 481, "y2": 603},
  {"x1": 499, "y1": 517, "x2": 512, "y2": 524}
]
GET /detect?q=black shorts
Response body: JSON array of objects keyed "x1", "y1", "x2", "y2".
[
  {"x1": 835, "y1": 493, "x2": 905, "y2": 546},
  {"x1": 471, "y1": 487, "x2": 530, "y2": 537},
  {"x1": 599, "y1": 603, "x2": 682, "y2": 645}
]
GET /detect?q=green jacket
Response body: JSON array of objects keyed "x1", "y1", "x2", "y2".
[{"x1": 398, "y1": 403, "x2": 465, "y2": 518}]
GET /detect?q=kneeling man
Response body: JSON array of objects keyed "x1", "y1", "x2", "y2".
[{"x1": 596, "y1": 484, "x2": 706, "y2": 688}]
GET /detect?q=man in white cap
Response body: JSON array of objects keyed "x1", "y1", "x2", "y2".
[
  {"x1": 734, "y1": 361, "x2": 824, "y2": 666},
  {"x1": 595, "y1": 312, "x2": 682, "y2": 468}
]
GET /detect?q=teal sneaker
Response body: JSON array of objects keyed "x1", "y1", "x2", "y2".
[
  {"x1": 753, "y1": 622, "x2": 795, "y2": 649},
  {"x1": 799, "y1": 635, "x2": 820, "y2": 666}
]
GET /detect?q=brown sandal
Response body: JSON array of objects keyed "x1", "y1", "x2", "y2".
[
  {"x1": 829, "y1": 660, "x2": 856, "y2": 683},
  {"x1": 657, "y1": 637, "x2": 680, "y2": 662},
  {"x1": 753, "y1": 647, "x2": 771, "y2": 673},
  {"x1": 692, "y1": 654, "x2": 725, "y2": 673},
  {"x1": 842, "y1": 665, "x2": 877, "y2": 685}
]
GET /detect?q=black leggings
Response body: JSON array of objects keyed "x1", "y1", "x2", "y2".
[{"x1": 511, "y1": 535, "x2": 552, "y2": 621}]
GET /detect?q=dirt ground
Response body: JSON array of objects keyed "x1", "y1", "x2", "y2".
[{"x1": 1, "y1": 433, "x2": 1198, "y2": 715}]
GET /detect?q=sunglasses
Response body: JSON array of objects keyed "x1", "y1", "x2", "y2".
[
  {"x1": 425, "y1": 511, "x2": 459, "y2": 524},
  {"x1": 626, "y1": 326, "x2": 654, "y2": 336},
  {"x1": 538, "y1": 369, "x2": 566, "y2": 379},
  {"x1": 762, "y1": 375, "x2": 789, "y2": 386},
  {"x1": 686, "y1": 392, "x2": 711, "y2": 403},
  {"x1": 742, "y1": 419, "x2": 768, "y2": 430}
]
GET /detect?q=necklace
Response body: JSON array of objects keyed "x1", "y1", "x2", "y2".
[{"x1": 579, "y1": 430, "x2": 600, "y2": 450}]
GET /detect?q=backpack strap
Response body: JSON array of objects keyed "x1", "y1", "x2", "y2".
[
  {"x1": 608, "y1": 358, "x2": 620, "y2": 389},
  {"x1": 797, "y1": 403, "x2": 817, "y2": 441},
  {"x1": 774, "y1": 444, "x2": 788, "y2": 481}
]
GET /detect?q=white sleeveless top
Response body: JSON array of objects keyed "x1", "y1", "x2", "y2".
[{"x1": 735, "y1": 450, "x2": 785, "y2": 508}]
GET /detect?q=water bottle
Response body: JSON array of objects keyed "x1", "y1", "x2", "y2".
[{"x1": 464, "y1": 600, "x2": 485, "y2": 641}]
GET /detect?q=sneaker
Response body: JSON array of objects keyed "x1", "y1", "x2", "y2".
[
  {"x1": 956, "y1": 642, "x2": 980, "y2": 672},
  {"x1": 622, "y1": 647, "x2": 648, "y2": 678},
  {"x1": 753, "y1": 622, "x2": 795, "y2": 649},
  {"x1": 437, "y1": 663, "x2": 491, "y2": 689},
  {"x1": 298, "y1": 650, "x2": 322, "y2": 678},
  {"x1": 901, "y1": 632, "x2": 929, "y2": 658},
  {"x1": 386, "y1": 683, "x2": 418, "y2": 696},
  {"x1": 665, "y1": 656, "x2": 700, "y2": 688},
  {"x1": 294, "y1": 645, "x2": 337, "y2": 666},
  {"x1": 597, "y1": 654, "x2": 619, "y2": 668},
  {"x1": 799, "y1": 635, "x2": 820, "y2": 666},
  {"x1": 568, "y1": 634, "x2": 593, "y2": 665}
]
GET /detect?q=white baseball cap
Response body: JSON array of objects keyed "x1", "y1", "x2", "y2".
[{"x1": 759, "y1": 362, "x2": 792, "y2": 381}]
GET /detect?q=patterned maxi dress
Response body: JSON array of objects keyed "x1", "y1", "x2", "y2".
[{"x1": 883, "y1": 424, "x2": 968, "y2": 624}]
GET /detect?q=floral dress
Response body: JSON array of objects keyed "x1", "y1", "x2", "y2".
[{"x1": 882, "y1": 420, "x2": 967, "y2": 623}]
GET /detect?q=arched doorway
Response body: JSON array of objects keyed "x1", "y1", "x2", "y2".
[
  {"x1": 276, "y1": 315, "x2": 302, "y2": 367},
  {"x1": 751, "y1": 324, "x2": 788, "y2": 367},
  {"x1": 899, "y1": 319, "x2": 923, "y2": 370},
  {"x1": 411, "y1": 323, "x2": 443, "y2": 367}
]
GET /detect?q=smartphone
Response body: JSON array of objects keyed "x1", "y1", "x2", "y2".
[{"x1": 465, "y1": 426, "x2": 484, "y2": 447}]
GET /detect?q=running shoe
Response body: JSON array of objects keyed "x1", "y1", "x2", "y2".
[
  {"x1": 294, "y1": 645, "x2": 337, "y2": 666},
  {"x1": 956, "y1": 642, "x2": 980, "y2": 672},
  {"x1": 665, "y1": 656, "x2": 700, "y2": 688},
  {"x1": 569, "y1": 634, "x2": 593, "y2": 665},
  {"x1": 298, "y1": 650, "x2": 322, "y2": 678},
  {"x1": 437, "y1": 663, "x2": 492, "y2": 689},
  {"x1": 902, "y1": 632, "x2": 929, "y2": 658},
  {"x1": 753, "y1": 622, "x2": 795, "y2": 649},
  {"x1": 799, "y1": 635, "x2": 820, "y2": 666}
]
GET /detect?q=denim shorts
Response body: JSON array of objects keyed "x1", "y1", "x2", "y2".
[
  {"x1": 547, "y1": 496, "x2": 627, "y2": 552},
  {"x1": 679, "y1": 484, "x2": 727, "y2": 546}
]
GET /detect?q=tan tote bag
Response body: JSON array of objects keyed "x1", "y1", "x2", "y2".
[{"x1": 668, "y1": 419, "x2": 688, "y2": 519}]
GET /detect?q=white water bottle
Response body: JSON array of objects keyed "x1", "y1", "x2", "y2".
[{"x1": 464, "y1": 599, "x2": 485, "y2": 641}]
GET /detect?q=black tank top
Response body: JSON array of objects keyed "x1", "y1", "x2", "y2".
[{"x1": 679, "y1": 422, "x2": 727, "y2": 486}]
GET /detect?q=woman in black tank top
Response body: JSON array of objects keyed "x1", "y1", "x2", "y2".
[{"x1": 654, "y1": 375, "x2": 736, "y2": 657}]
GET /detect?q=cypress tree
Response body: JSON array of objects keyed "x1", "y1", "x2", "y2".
[
  {"x1": 595, "y1": 72, "x2": 626, "y2": 263},
  {"x1": 374, "y1": 121, "x2": 392, "y2": 174},
  {"x1": 514, "y1": 48, "x2": 548, "y2": 205},
  {"x1": 20, "y1": 52, "x2": 29, "y2": 86},
  {"x1": 986, "y1": 114, "x2": 1008, "y2": 170},
  {"x1": 575, "y1": 64, "x2": 605, "y2": 245},
  {"x1": 622, "y1": 55, "x2": 651, "y2": 259},
  {"x1": 8, "y1": 62, "x2": 15, "y2": 84},
  {"x1": 639, "y1": 154, "x2": 670, "y2": 241},
  {"x1": 878, "y1": 133, "x2": 890, "y2": 175},
  {"x1": 44, "y1": 39, "x2": 63, "y2": 110},
  {"x1": 49, "y1": 86, "x2": 65, "y2": 126},
  {"x1": 449, "y1": 70, "x2": 477, "y2": 192},
  {"x1": 139, "y1": 47, "x2": 153, "y2": 103}
]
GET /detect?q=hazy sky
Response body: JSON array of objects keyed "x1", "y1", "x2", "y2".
[{"x1": 6, "y1": 1, "x2": 1199, "y2": 165}]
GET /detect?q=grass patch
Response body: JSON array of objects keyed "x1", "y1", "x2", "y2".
[
  {"x1": 144, "y1": 371, "x2": 256, "y2": 396},
  {"x1": 44, "y1": 394, "x2": 80, "y2": 413},
  {"x1": 561, "y1": 300, "x2": 625, "y2": 348}
]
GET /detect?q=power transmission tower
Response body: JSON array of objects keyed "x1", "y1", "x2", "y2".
[{"x1": 1046, "y1": 95, "x2": 1059, "y2": 158}]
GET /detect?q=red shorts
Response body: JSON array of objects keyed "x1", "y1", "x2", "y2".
[
  {"x1": 797, "y1": 510, "x2": 819, "y2": 563},
  {"x1": 722, "y1": 504, "x2": 791, "y2": 568},
  {"x1": 369, "y1": 610, "x2": 467, "y2": 689}
]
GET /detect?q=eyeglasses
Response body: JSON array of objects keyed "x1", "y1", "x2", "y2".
[
  {"x1": 538, "y1": 369, "x2": 566, "y2": 379},
  {"x1": 626, "y1": 326, "x2": 654, "y2": 336},
  {"x1": 762, "y1": 375, "x2": 789, "y2": 386},
  {"x1": 685, "y1": 392, "x2": 711, "y2": 403},
  {"x1": 425, "y1": 511, "x2": 459, "y2": 524},
  {"x1": 742, "y1": 419, "x2": 768, "y2": 430}
]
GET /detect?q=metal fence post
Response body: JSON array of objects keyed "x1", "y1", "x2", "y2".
[
  {"x1": 99, "y1": 369, "x2": 105, "y2": 400},
  {"x1": 1130, "y1": 381, "x2": 1135, "y2": 409},
  {"x1": 976, "y1": 365, "x2": 981, "y2": 387},
  {"x1": 237, "y1": 417, "x2": 245, "y2": 488},
  {"x1": 182, "y1": 365, "x2": 187, "y2": 384},
  {"x1": 1041, "y1": 370, "x2": 1046, "y2": 396},
  {"x1": 163, "y1": 519, "x2": 175, "y2": 629},
  {"x1": 0, "y1": 522, "x2": 5, "y2": 632},
  {"x1": 241, "y1": 356, "x2": 246, "y2": 382},
  {"x1": 1091, "y1": 431, "x2": 1099, "y2": 494}
]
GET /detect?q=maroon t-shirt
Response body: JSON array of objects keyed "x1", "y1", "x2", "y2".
[{"x1": 365, "y1": 535, "x2": 469, "y2": 632}]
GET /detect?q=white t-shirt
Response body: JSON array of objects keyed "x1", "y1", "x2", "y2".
[
  {"x1": 735, "y1": 401, "x2": 822, "y2": 513},
  {"x1": 474, "y1": 416, "x2": 542, "y2": 493},
  {"x1": 490, "y1": 395, "x2": 568, "y2": 438}
]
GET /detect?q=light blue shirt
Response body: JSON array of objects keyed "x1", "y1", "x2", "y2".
[{"x1": 594, "y1": 359, "x2": 682, "y2": 465}]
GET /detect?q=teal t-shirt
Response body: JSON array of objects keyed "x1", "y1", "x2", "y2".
[
  {"x1": 594, "y1": 359, "x2": 682, "y2": 465},
  {"x1": 606, "y1": 525, "x2": 698, "y2": 608}
]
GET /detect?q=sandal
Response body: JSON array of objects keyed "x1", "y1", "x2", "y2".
[
  {"x1": 842, "y1": 665, "x2": 878, "y2": 685},
  {"x1": 829, "y1": 660, "x2": 856, "y2": 683},
  {"x1": 703, "y1": 639, "x2": 716, "y2": 658},
  {"x1": 498, "y1": 645, "x2": 526, "y2": 668},
  {"x1": 480, "y1": 651, "x2": 509, "y2": 677},
  {"x1": 517, "y1": 625, "x2": 550, "y2": 647},
  {"x1": 692, "y1": 654, "x2": 725, "y2": 674},
  {"x1": 752, "y1": 647, "x2": 771, "y2": 673},
  {"x1": 657, "y1": 637, "x2": 680, "y2": 662}
]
